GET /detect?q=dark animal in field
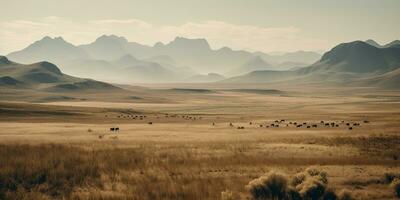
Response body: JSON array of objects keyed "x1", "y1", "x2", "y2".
[
  {"x1": 303, "y1": 122, "x2": 307, "y2": 125},
  {"x1": 249, "y1": 122, "x2": 252, "y2": 125},
  {"x1": 321, "y1": 121, "x2": 324, "y2": 123},
  {"x1": 260, "y1": 125, "x2": 263, "y2": 127},
  {"x1": 307, "y1": 126, "x2": 311, "y2": 128},
  {"x1": 294, "y1": 122, "x2": 297, "y2": 125},
  {"x1": 346, "y1": 123, "x2": 350, "y2": 126},
  {"x1": 325, "y1": 123, "x2": 330, "y2": 126},
  {"x1": 349, "y1": 127, "x2": 353, "y2": 130},
  {"x1": 364, "y1": 120, "x2": 370, "y2": 123},
  {"x1": 297, "y1": 125, "x2": 302, "y2": 128},
  {"x1": 212, "y1": 122, "x2": 215, "y2": 126},
  {"x1": 275, "y1": 125, "x2": 279, "y2": 128},
  {"x1": 148, "y1": 122, "x2": 153, "y2": 125},
  {"x1": 335, "y1": 124, "x2": 339, "y2": 127},
  {"x1": 115, "y1": 127, "x2": 119, "y2": 131},
  {"x1": 110, "y1": 128, "x2": 115, "y2": 131},
  {"x1": 312, "y1": 124, "x2": 317, "y2": 128},
  {"x1": 237, "y1": 126, "x2": 245, "y2": 129},
  {"x1": 271, "y1": 124, "x2": 275, "y2": 127},
  {"x1": 229, "y1": 123, "x2": 233, "y2": 127}
]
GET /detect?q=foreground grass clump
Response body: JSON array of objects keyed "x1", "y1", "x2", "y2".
[
  {"x1": 0, "y1": 144, "x2": 101, "y2": 200},
  {"x1": 245, "y1": 167, "x2": 353, "y2": 200}
]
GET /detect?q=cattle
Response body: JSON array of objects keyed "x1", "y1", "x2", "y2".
[
  {"x1": 363, "y1": 120, "x2": 370, "y2": 123},
  {"x1": 260, "y1": 125, "x2": 263, "y2": 128},
  {"x1": 148, "y1": 122, "x2": 153, "y2": 125},
  {"x1": 312, "y1": 124, "x2": 317, "y2": 128},
  {"x1": 349, "y1": 127, "x2": 353, "y2": 130},
  {"x1": 307, "y1": 126, "x2": 311, "y2": 128}
]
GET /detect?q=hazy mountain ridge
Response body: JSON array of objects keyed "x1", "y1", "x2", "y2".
[
  {"x1": 7, "y1": 35, "x2": 321, "y2": 82},
  {"x1": 224, "y1": 40, "x2": 400, "y2": 88},
  {"x1": 0, "y1": 56, "x2": 120, "y2": 91}
]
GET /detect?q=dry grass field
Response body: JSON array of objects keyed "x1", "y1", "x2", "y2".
[{"x1": 0, "y1": 86, "x2": 399, "y2": 200}]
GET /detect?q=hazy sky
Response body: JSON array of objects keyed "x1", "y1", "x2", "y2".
[{"x1": 0, "y1": 0, "x2": 399, "y2": 55}]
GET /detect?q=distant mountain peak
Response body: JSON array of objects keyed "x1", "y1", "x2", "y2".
[
  {"x1": 167, "y1": 37, "x2": 211, "y2": 50},
  {"x1": 154, "y1": 42, "x2": 165, "y2": 48},
  {"x1": 117, "y1": 54, "x2": 139, "y2": 63},
  {"x1": 384, "y1": 40, "x2": 400, "y2": 48},
  {"x1": 243, "y1": 56, "x2": 270, "y2": 67},
  {"x1": 0, "y1": 56, "x2": 11, "y2": 66},
  {"x1": 365, "y1": 39, "x2": 381, "y2": 48},
  {"x1": 95, "y1": 34, "x2": 128, "y2": 44}
]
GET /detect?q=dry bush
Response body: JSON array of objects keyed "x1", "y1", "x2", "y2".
[
  {"x1": 384, "y1": 172, "x2": 400, "y2": 184},
  {"x1": 296, "y1": 176, "x2": 326, "y2": 200},
  {"x1": 391, "y1": 178, "x2": 400, "y2": 198},
  {"x1": 246, "y1": 171, "x2": 288, "y2": 200},
  {"x1": 305, "y1": 166, "x2": 328, "y2": 184},
  {"x1": 291, "y1": 172, "x2": 307, "y2": 187}
]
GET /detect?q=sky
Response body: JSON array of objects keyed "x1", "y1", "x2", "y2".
[{"x1": 0, "y1": 0, "x2": 399, "y2": 55}]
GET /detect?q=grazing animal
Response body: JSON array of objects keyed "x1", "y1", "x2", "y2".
[
  {"x1": 307, "y1": 126, "x2": 311, "y2": 128},
  {"x1": 297, "y1": 125, "x2": 302, "y2": 128},
  {"x1": 110, "y1": 127, "x2": 115, "y2": 131},
  {"x1": 349, "y1": 127, "x2": 353, "y2": 130},
  {"x1": 346, "y1": 123, "x2": 350, "y2": 126},
  {"x1": 249, "y1": 122, "x2": 252, "y2": 125},
  {"x1": 115, "y1": 127, "x2": 119, "y2": 131},
  {"x1": 259, "y1": 125, "x2": 263, "y2": 128},
  {"x1": 312, "y1": 125, "x2": 317, "y2": 128},
  {"x1": 212, "y1": 122, "x2": 215, "y2": 126},
  {"x1": 229, "y1": 123, "x2": 233, "y2": 127},
  {"x1": 148, "y1": 122, "x2": 153, "y2": 125},
  {"x1": 364, "y1": 120, "x2": 370, "y2": 123}
]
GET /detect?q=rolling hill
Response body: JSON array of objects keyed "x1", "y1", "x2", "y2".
[{"x1": 0, "y1": 56, "x2": 120, "y2": 91}]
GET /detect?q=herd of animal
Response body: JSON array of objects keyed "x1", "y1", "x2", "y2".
[{"x1": 103, "y1": 112, "x2": 370, "y2": 134}]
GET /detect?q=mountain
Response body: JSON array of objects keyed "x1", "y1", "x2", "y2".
[
  {"x1": 185, "y1": 73, "x2": 225, "y2": 82},
  {"x1": 256, "y1": 51, "x2": 321, "y2": 65},
  {"x1": 7, "y1": 36, "x2": 89, "y2": 64},
  {"x1": 227, "y1": 56, "x2": 272, "y2": 76},
  {"x1": 79, "y1": 35, "x2": 152, "y2": 60},
  {"x1": 365, "y1": 39, "x2": 381, "y2": 48},
  {"x1": 301, "y1": 41, "x2": 400, "y2": 73},
  {"x1": 384, "y1": 40, "x2": 400, "y2": 49},
  {"x1": 223, "y1": 40, "x2": 400, "y2": 88},
  {"x1": 0, "y1": 56, "x2": 120, "y2": 91},
  {"x1": 6, "y1": 35, "x2": 322, "y2": 81}
]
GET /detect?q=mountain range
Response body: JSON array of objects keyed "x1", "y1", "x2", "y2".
[
  {"x1": 223, "y1": 40, "x2": 400, "y2": 89},
  {"x1": 7, "y1": 35, "x2": 321, "y2": 83}
]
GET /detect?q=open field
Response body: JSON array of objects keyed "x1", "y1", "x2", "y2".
[{"x1": 0, "y1": 86, "x2": 400, "y2": 200}]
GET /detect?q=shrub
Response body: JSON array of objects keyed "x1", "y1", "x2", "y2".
[
  {"x1": 337, "y1": 189, "x2": 353, "y2": 200},
  {"x1": 291, "y1": 172, "x2": 307, "y2": 187},
  {"x1": 246, "y1": 171, "x2": 288, "y2": 200},
  {"x1": 305, "y1": 166, "x2": 328, "y2": 184},
  {"x1": 384, "y1": 172, "x2": 400, "y2": 184},
  {"x1": 391, "y1": 178, "x2": 400, "y2": 198},
  {"x1": 296, "y1": 176, "x2": 326, "y2": 200}
]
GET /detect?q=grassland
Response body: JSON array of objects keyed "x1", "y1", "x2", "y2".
[{"x1": 0, "y1": 86, "x2": 399, "y2": 199}]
